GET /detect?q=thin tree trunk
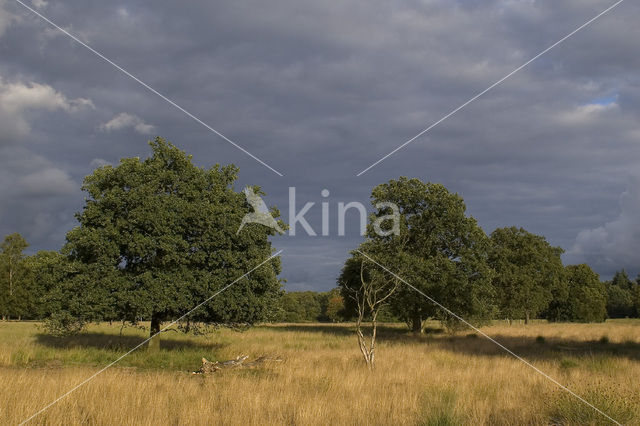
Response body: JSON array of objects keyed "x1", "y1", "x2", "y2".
[
  {"x1": 147, "y1": 312, "x2": 162, "y2": 352},
  {"x1": 8, "y1": 258, "x2": 13, "y2": 296},
  {"x1": 524, "y1": 311, "x2": 530, "y2": 325},
  {"x1": 369, "y1": 312, "x2": 378, "y2": 367},
  {"x1": 411, "y1": 311, "x2": 422, "y2": 334}
]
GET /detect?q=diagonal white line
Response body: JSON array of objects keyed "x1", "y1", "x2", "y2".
[
  {"x1": 13, "y1": 0, "x2": 284, "y2": 177},
  {"x1": 355, "y1": 249, "x2": 621, "y2": 425},
  {"x1": 19, "y1": 250, "x2": 283, "y2": 425},
  {"x1": 356, "y1": 0, "x2": 626, "y2": 176}
]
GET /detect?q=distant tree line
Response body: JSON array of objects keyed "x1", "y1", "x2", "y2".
[
  {"x1": 2, "y1": 143, "x2": 640, "y2": 334},
  {"x1": 337, "y1": 177, "x2": 640, "y2": 332},
  {"x1": 3, "y1": 229, "x2": 637, "y2": 326},
  {"x1": 273, "y1": 289, "x2": 344, "y2": 322},
  {"x1": 272, "y1": 289, "x2": 397, "y2": 323}
]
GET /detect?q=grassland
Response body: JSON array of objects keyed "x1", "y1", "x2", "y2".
[{"x1": 1, "y1": 320, "x2": 639, "y2": 425}]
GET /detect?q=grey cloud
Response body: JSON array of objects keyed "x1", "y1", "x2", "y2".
[
  {"x1": 0, "y1": 75, "x2": 93, "y2": 144},
  {"x1": 0, "y1": 145, "x2": 81, "y2": 250},
  {"x1": 18, "y1": 167, "x2": 76, "y2": 196},
  {"x1": 0, "y1": 146, "x2": 78, "y2": 199},
  {"x1": 32, "y1": 0, "x2": 47, "y2": 10},
  {"x1": 99, "y1": 112, "x2": 155, "y2": 135},
  {"x1": 1, "y1": 0, "x2": 639, "y2": 286},
  {"x1": 89, "y1": 158, "x2": 112, "y2": 168},
  {"x1": 0, "y1": 0, "x2": 16, "y2": 38},
  {"x1": 567, "y1": 176, "x2": 640, "y2": 277}
]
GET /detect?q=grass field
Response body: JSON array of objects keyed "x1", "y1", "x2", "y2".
[{"x1": 1, "y1": 320, "x2": 639, "y2": 425}]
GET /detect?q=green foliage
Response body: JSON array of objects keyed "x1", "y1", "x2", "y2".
[
  {"x1": 341, "y1": 178, "x2": 495, "y2": 332},
  {"x1": 45, "y1": 138, "x2": 282, "y2": 336},
  {"x1": 277, "y1": 291, "x2": 322, "y2": 322},
  {"x1": 546, "y1": 264, "x2": 607, "y2": 323},
  {"x1": 324, "y1": 289, "x2": 346, "y2": 322},
  {"x1": 41, "y1": 258, "x2": 115, "y2": 334},
  {"x1": 489, "y1": 227, "x2": 564, "y2": 323},
  {"x1": 18, "y1": 251, "x2": 69, "y2": 321},
  {"x1": 0, "y1": 233, "x2": 30, "y2": 319},
  {"x1": 275, "y1": 288, "x2": 348, "y2": 322},
  {"x1": 605, "y1": 270, "x2": 637, "y2": 318}
]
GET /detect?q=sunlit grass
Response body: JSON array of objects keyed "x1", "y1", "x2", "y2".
[{"x1": 0, "y1": 320, "x2": 638, "y2": 425}]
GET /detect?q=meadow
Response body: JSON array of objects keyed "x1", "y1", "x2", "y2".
[{"x1": 1, "y1": 320, "x2": 639, "y2": 425}]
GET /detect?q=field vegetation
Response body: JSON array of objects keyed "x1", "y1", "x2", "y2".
[{"x1": 1, "y1": 320, "x2": 639, "y2": 425}]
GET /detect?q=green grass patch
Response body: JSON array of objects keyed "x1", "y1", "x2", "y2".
[
  {"x1": 0, "y1": 322, "x2": 224, "y2": 372},
  {"x1": 420, "y1": 387, "x2": 462, "y2": 426},
  {"x1": 559, "y1": 358, "x2": 579, "y2": 370},
  {"x1": 548, "y1": 390, "x2": 635, "y2": 425}
]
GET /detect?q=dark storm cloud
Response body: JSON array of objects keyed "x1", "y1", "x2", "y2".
[{"x1": 1, "y1": 0, "x2": 639, "y2": 288}]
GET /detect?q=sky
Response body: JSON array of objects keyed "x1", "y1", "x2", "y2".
[{"x1": 1, "y1": 0, "x2": 639, "y2": 291}]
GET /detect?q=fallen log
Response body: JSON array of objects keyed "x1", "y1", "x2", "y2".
[{"x1": 192, "y1": 355, "x2": 283, "y2": 374}]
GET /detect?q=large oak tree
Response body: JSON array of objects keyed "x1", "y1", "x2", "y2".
[
  {"x1": 342, "y1": 177, "x2": 495, "y2": 333},
  {"x1": 47, "y1": 138, "x2": 282, "y2": 348}
]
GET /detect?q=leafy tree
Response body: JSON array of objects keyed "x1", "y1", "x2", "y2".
[
  {"x1": 272, "y1": 289, "x2": 348, "y2": 323},
  {"x1": 324, "y1": 288, "x2": 346, "y2": 322},
  {"x1": 7, "y1": 251, "x2": 62, "y2": 320},
  {"x1": 349, "y1": 177, "x2": 494, "y2": 333},
  {"x1": 277, "y1": 291, "x2": 322, "y2": 322},
  {"x1": 0, "y1": 233, "x2": 29, "y2": 320},
  {"x1": 21, "y1": 251, "x2": 78, "y2": 323},
  {"x1": 611, "y1": 270, "x2": 634, "y2": 290},
  {"x1": 48, "y1": 138, "x2": 282, "y2": 347},
  {"x1": 605, "y1": 270, "x2": 636, "y2": 318},
  {"x1": 546, "y1": 264, "x2": 606, "y2": 322},
  {"x1": 489, "y1": 227, "x2": 564, "y2": 324}
]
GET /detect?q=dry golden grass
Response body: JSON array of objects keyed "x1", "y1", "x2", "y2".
[{"x1": 0, "y1": 320, "x2": 639, "y2": 425}]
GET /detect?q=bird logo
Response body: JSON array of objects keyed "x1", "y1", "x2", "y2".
[{"x1": 236, "y1": 187, "x2": 285, "y2": 235}]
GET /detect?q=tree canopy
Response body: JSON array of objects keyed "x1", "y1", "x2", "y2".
[
  {"x1": 45, "y1": 138, "x2": 282, "y2": 344},
  {"x1": 489, "y1": 227, "x2": 564, "y2": 323},
  {"x1": 546, "y1": 264, "x2": 607, "y2": 323},
  {"x1": 341, "y1": 177, "x2": 495, "y2": 333},
  {"x1": 605, "y1": 270, "x2": 637, "y2": 318},
  {"x1": 0, "y1": 233, "x2": 30, "y2": 320}
]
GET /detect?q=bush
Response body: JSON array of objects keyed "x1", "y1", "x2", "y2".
[{"x1": 42, "y1": 311, "x2": 86, "y2": 336}]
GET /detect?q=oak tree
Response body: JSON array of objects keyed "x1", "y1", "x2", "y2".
[
  {"x1": 489, "y1": 227, "x2": 564, "y2": 324},
  {"x1": 48, "y1": 138, "x2": 283, "y2": 348},
  {"x1": 365, "y1": 178, "x2": 495, "y2": 333}
]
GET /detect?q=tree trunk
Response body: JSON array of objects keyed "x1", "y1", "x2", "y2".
[
  {"x1": 147, "y1": 313, "x2": 162, "y2": 352},
  {"x1": 411, "y1": 311, "x2": 422, "y2": 334},
  {"x1": 524, "y1": 311, "x2": 530, "y2": 325}
]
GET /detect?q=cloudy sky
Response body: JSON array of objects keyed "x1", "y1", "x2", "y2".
[{"x1": 1, "y1": 0, "x2": 639, "y2": 290}]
